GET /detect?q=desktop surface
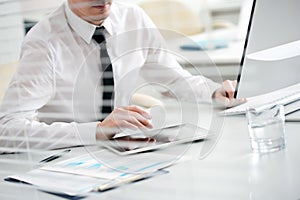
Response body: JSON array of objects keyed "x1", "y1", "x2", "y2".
[{"x1": 0, "y1": 103, "x2": 300, "y2": 200}]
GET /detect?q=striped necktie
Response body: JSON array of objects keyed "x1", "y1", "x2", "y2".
[{"x1": 92, "y1": 27, "x2": 114, "y2": 119}]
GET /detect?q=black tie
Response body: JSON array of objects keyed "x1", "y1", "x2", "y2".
[{"x1": 92, "y1": 27, "x2": 114, "y2": 119}]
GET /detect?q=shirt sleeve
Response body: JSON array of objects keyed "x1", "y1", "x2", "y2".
[{"x1": 0, "y1": 37, "x2": 97, "y2": 153}]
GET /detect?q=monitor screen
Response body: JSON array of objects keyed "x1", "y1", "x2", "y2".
[{"x1": 235, "y1": 0, "x2": 300, "y2": 98}]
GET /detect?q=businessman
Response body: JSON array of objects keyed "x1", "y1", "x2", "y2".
[{"x1": 0, "y1": 0, "x2": 244, "y2": 150}]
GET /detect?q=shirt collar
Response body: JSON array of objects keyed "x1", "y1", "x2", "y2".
[{"x1": 64, "y1": 2, "x2": 113, "y2": 44}]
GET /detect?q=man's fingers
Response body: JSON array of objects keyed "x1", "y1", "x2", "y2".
[
  {"x1": 111, "y1": 108, "x2": 153, "y2": 128},
  {"x1": 117, "y1": 120, "x2": 139, "y2": 130},
  {"x1": 212, "y1": 80, "x2": 246, "y2": 109},
  {"x1": 223, "y1": 80, "x2": 236, "y2": 99},
  {"x1": 123, "y1": 105, "x2": 152, "y2": 119},
  {"x1": 97, "y1": 106, "x2": 154, "y2": 140},
  {"x1": 127, "y1": 115, "x2": 153, "y2": 129},
  {"x1": 213, "y1": 94, "x2": 247, "y2": 108},
  {"x1": 110, "y1": 107, "x2": 153, "y2": 128},
  {"x1": 226, "y1": 98, "x2": 247, "y2": 108},
  {"x1": 128, "y1": 111, "x2": 153, "y2": 128},
  {"x1": 116, "y1": 106, "x2": 153, "y2": 128},
  {"x1": 232, "y1": 80, "x2": 237, "y2": 88}
]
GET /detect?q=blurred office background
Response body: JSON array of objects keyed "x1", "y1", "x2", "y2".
[{"x1": 0, "y1": 0, "x2": 252, "y2": 101}]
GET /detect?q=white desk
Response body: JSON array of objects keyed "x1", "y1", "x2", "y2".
[{"x1": 0, "y1": 102, "x2": 300, "y2": 200}]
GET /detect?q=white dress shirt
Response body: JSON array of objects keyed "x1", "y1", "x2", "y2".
[{"x1": 0, "y1": 1, "x2": 220, "y2": 151}]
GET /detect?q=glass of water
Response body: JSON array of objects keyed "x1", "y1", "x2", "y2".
[{"x1": 246, "y1": 104, "x2": 287, "y2": 153}]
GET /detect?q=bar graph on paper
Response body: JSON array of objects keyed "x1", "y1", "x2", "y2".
[{"x1": 41, "y1": 150, "x2": 175, "y2": 179}]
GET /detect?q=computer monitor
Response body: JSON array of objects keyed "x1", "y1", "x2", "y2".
[{"x1": 235, "y1": 0, "x2": 300, "y2": 98}]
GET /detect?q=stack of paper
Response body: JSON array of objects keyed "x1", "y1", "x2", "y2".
[{"x1": 5, "y1": 150, "x2": 174, "y2": 196}]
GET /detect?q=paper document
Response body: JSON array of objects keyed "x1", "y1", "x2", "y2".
[
  {"x1": 222, "y1": 83, "x2": 300, "y2": 115},
  {"x1": 5, "y1": 150, "x2": 174, "y2": 196},
  {"x1": 6, "y1": 169, "x2": 106, "y2": 196},
  {"x1": 41, "y1": 150, "x2": 176, "y2": 178},
  {"x1": 247, "y1": 40, "x2": 300, "y2": 61}
]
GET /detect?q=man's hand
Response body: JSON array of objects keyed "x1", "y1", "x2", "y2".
[
  {"x1": 96, "y1": 106, "x2": 153, "y2": 140},
  {"x1": 212, "y1": 80, "x2": 247, "y2": 108}
]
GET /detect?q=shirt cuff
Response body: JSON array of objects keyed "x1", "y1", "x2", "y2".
[{"x1": 73, "y1": 122, "x2": 99, "y2": 145}]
